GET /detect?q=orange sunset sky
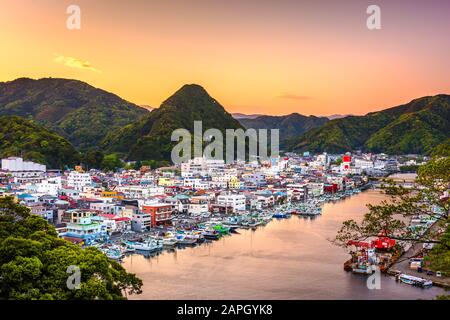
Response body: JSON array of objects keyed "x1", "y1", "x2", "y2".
[{"x1": 1, "y1": 0, "x2": 449, "y2": 116}]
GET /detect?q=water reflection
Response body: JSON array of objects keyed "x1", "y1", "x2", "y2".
[{"x1": 122, "y1": 189, "x2": 445, "y2": 300}]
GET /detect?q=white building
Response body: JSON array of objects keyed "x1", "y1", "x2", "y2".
[
  {"x1": 354, "y1": 158, "x2": 374, "y2": 170},
  {"x1": 67, "y1": 171, "x2": 92, "y2": 191},
  {"x1": 307, "y1": 182, "x2": 325, "y2": 197},
  {"x1": 208, "y1": 180, "x2": 228, "y2": 189},
  {"x1": 90, "y1": 198, "x2": 118, "y2": 214},
  {"x1": 188, "y1": 196, "x2": 209, "y2": 216},
  {"x1": 1, "y1": 157, "x2": 46, "y2": 183},
  {"x1": 216, "y1": 194, "x2": 246, "y2": 212},
  {"x1": 116, "y1": 186, "x2": 165, "y2": 199},
  {"x1": 36, "y1": 177, "x2": 62, "y2": 196},
  {"x1": 181, "y1": 157, "x2": 225, "y2": 178},
  {"x1": 316, "y1": 153, "x2": 330, "y2": 167},
  {"x1": 1, "y1": 157, "x2": 46, "y2": 172},
  {"x1": 183, "y1": 178, "x2": 208, "y2": 190},
  {"x1": 131, "y1": 212, "x2": 152, "y2": 232}
]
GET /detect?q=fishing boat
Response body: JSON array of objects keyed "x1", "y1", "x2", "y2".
[
  {"x1": 122, "y1": 244, "x2": 136, "y2": 253},
  {"x1": 398, "y1": 274, "x2": 433, "y2": 288},
  {"x1": 202, "y1": 228, "x2": 221, "y2": 240},
  {"x1": 352, "y1": 263, "x2": 374, "y2": 275},
  {"x1": 301, "y1": 209, "x2": 321, "y2": 216},
  {"x1": 105, "y1": 248, "x2": 124, "y2": 261},
  {"x1": 123, "y1": 239, "x2": 163, "y2": 252},
  {"x1": 213, "y1": 224, "x2": 231, "y2": 235},
  {"x1": 176, "y1": 234, "x2": 197, "y2": 245},
  {"x1": 222, "y1": 217, "x2": 242, "y2": 230},
  {"x1": 184, "y1": 231, "x2": 205, "y2": 243},
  {"x1": 246, "y1": 219, "x2": 261, "y2": 229},
  {"x1": 272, "y1": 212, "x2": 289, "y2": 219},
  {"x1": 162, "y1": 237, "x2": 179, "y2": 247},
  {"x1": 160, "y1": 233, "x2": 179, "y2": 247}
]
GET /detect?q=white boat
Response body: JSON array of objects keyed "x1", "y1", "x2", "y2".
[
  {"x1": 162, "y1": 237, "x2": 179, "y2": 247},
  {"x1": 176, "y1": 234, "x2": 197, "y2": 245},
  {"x1": 398, "y1": 274, "x2": 433, "y2": 288},
  {"x1": 125, "y1": 239, "x2": 163, "y2": 252},
  {"x1": 105, "y1": 248, "x2": 124, "y2": 260}
]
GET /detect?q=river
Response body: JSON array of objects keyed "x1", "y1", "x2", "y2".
[{"x1": 122, "y1": 188, "x2": 445, "y2": 300}]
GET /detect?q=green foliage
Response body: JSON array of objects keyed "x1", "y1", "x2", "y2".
[
  {"x1": 0, "y1": 116, "x2": 80, "y2": 168},
  {"x1": 133, "y1": 160, "x2": 142, "y2": 170},
  {"x1": 82, "y1": 149, "x2": 105, "y2": 170},
  {"x1": 0, "y1": 77, "x2": 148, "y2": 150},
  {"x1": 431, "y1": 139, "x2": 450, "y2": 157},
  {"x1": 104, "y1": 84, "x2": 243, "y2": 161},
  {"x1": 399, "y1": 165, "x2": 419, "y2": 173},
  {"x1": 288, "y1": 95, "x2": 450, "y2": 155},
  {"x1": 334, "y1": 157, "x2": 450, "y2": 250},
  {"x1": 141, "y1": 160, "x2": 171, "y2": 169},
  {"x1": 0, "y1": 197, "x2": 142, "y2": 300},
  {"x1": 424, "y1": 224, "x2": 450, "y2": 276},
  {"x1": 101, "y1": 154, "x2": 124, "y2": 171}
]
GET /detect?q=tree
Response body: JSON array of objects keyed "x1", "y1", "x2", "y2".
[
  {"x1": 101, "y1": 154, "x2": 124, "y2": 172},
  {"x1": 431, "y1": 140, "x2": 450, "y2": 157},
  {"x1": 82, "y1": 150, "x2": 104, "y2": 170},
  {"x1": 133, "y1": 160, "x2": 142, "y2": 171},
  {"x1": 424, "y1": 224, "x2": 450, "y2": 275},
  {"x1": 334, "y1": 157, "x2": 450, "y2": 250},
  {"x1": 0, "y1": 197, "x2": 142, "y2": 300},
  {"x1": 141, "y1": 160, "x2": 171, "y2": 170}
]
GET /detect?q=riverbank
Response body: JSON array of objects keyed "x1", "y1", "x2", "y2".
[{"x1": 388, "y1": 239, "x2": 450, "y2": 290}]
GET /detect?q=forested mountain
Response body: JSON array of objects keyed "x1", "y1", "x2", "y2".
[
  {"x1": 239, "y1": 113, "x2": 329, "y2": 146},
  {"x1": 0, "y1": 116, "x2": 80, "y2": 168},
  {"x1": 104, "y1": 84, "x2": 243, "y2": 161},
  {"x1": 286, "y1": 95, "x2": 450, "y2": 155},
  {"x1": 0, "y1": 78, "x2": 148, "y2": 150}
]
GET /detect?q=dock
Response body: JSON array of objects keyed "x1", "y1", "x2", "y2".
[{"x1": 387, "y1": 239, "x2": 450, "y2": 289}]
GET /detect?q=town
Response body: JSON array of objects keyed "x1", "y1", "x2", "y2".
[{"x1": 0, "y1": 152, "x2": 426, "y2": 258}]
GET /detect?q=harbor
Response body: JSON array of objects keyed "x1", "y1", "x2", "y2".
[
  {"x1": 92, "y1": 189, "x2": 366, "y2": 260},
  {"x1": 122, "y1": 189, "x2": 446, "y2": 300}
]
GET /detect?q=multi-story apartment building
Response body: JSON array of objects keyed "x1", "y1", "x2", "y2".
[
  {"x1": 67, "y1": 171, "x2": 92, "y2": 191},
  {"x1": 216, "y1": 194, "x2": 246, "y2": 213}
]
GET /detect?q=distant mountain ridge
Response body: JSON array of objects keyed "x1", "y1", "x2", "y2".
[
  {"x1": 232, "y1": 113, "x2": 264, "y2": 119},
  {"x1": 104, "y1": 84, "x2": 243, "y2": 161},
  {"x1": 286, "y1": 94, "x2": 450, "y2": 155},
  {"x1": 238, "y1": 113, "x2": 329, "y2": 145},
  {"x1": 327, "y1": 114, "x2": 353, "y2": 120},
  {"x1": 234, "y1": 112, "x2": 353, "y2": 120},
  {"x1": 0, "y1": 77, "x2": 148, "y2": 150}
]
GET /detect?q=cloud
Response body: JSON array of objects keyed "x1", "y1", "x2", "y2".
[
  {"x1": 53, "y1": 54, "x2": 102, "y2": 73},
  {"x1": 277, "y1": 93, "x2": 312, "y2": 101}
]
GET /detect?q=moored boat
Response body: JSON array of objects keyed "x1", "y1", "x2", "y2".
[
  {"x1": 176, "y1": 234, "x2": 197, "y2": 245},
  {"x1": 123, "y1": 239, "x2": 163, "y2": 252},
  {"x1": 272, "y1": 212, "x2": 289, "y2": 219},
  {"x1": 105, "y1": 248, "x2": 124, "y2": 260},
  {"x1": 397, "y1": 274, "x2": 433, "y2": 288}
]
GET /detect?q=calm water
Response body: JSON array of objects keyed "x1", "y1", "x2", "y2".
[{"x1": 123, "y1": 189, "x2": 445, "y2": 300}]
